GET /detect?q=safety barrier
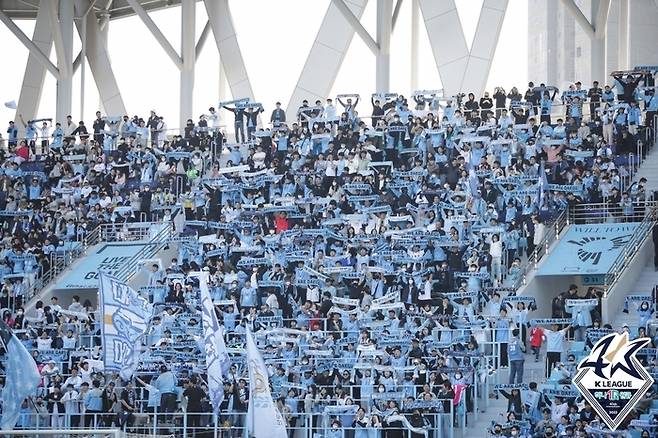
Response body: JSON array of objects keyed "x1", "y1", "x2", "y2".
[
  {"x1": 603, "y1": 205, "x2": 658, "y2": 294},
  {"x1": 3, "y1": 405, "x2": 462, "y2": 438},
  {"x1": 514, "y1": 208, "x2": 569, "y2": 289},
  {"x1": 568, "y1": 200, "x2": 658, "y2": 224},
  {"x1": 112, "y1": 222, "x2": 176, "y2": 283}
]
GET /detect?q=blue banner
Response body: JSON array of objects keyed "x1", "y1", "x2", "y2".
[
  {"x1": 56, "y1": 243, "x2": 147, "y2": 289},
  {"x1": 537, "y1": 223, "x2": 639, "y2": 275}
]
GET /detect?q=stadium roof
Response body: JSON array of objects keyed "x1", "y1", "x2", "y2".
[{"x1": 0, "y1": 0, "x2": 188, "y2": 20}]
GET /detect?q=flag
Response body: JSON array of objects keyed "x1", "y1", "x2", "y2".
[
  {"x1": 0, "y1": 319, "x2": 40, "y2": 430},
  {"x1": 193, "y1": 271, "x2": 230, "y2": 415},
  {"x1": 98, "y1": 272, "x2": 153, "y2": 380},
  {"x1": 468, "y1": 167, "x2": 480, "y2": 198},
  {"x1": 538, "y1": 159, "x2": 548, "y2": 207},
  {"x1": 245, "y1": 326, "x2": 287, "y2": 438},
  {"x1": 3, "y1": 101, "x2": 17, "y2": 110}
]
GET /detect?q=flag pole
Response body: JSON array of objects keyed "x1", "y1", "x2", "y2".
[{"x1": 247, "y1": 327, "x2": 256, "y2": 438}]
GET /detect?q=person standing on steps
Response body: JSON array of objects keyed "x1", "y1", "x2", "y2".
[{"x1": 508, "y1": 329, "x2": 526, "y2": 384}]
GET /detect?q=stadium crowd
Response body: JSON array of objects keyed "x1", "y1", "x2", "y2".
[{"x1": 1, "y1": 70, "x2": 658, "y2": 438}]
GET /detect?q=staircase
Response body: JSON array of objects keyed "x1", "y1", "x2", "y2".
[
  {"x1": 465, "y1": 360, "x2": 546, "y2": 435},
  {"x1": 632, "y1": 140, "x2": 658, "y2": 196},
  {"x1": 611, "y1": 258, "x2": 658, "y2": 330}
]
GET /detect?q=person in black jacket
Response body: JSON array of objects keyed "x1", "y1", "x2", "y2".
[
  {"x1": 611, "y1": 71, "x2": 645, "y2": 103},
  {"x1": 223, "y1": 103, "x2": 246, "y2": 143},
  {"x1": 463, "y1": 93, "x2": 479, "y2": 121},
  {"x1": 139, "y1": 185, "x2": 152, "y2": 221},
  {"x1": 371, "y1": 98, "x2": 385, "y2": 125},
  {"x1": 93, "y1": 111, "x2": 105, "y2": 145},
  {"x1": 499, "y1": 388, "x2": 524, "y2": 416},
  {"x1": 46, "y1": 385, "x2": 66, "y2": 429}
]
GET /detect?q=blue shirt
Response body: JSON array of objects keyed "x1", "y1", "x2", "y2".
[
  {"x1": 154, "y1": 371, "x2": 177, "y2": 394},
  {"x1": 508, "y1": 337, "x2": 524, "y2": 361},
  {"x1": 7, "y1": 125, "x2": 17, "y2": 141}
]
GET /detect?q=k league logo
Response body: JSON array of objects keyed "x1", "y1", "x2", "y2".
[{"x1": 574, "y1": 333, "x2": 653, "y2": 430}]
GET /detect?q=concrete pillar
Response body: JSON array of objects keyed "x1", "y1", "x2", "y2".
[
  {"x1": 376, "y1": 0, "x2": 393, "y2": 93},
  {"x1": 15, "y1": 3, "x2": 53, "y2": 128},
  {"x1": 618, "y1": 0, "x2": 629, "y2": 70},
  {"x1": 180, "y1": 0, "x2": 196, "y2": 129},
  {"x1": 410, "y1": 0, "x2": 419, "y2": 92},
  {"x1": 56, "y1": 0, "x2": 74, "y2": 123},
  {"x1": 72, "y1": 0, "x2": 126, "y2": 118}
]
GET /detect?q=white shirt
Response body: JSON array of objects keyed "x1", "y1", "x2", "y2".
[
  {"x1": 533, "y1": 223, "x2": 546, "y2": 245},
  {"x1": 37, "y1": 337, "x2": 53, "y2": 350},
  {"x1": 418, "y1": 281, "x2": 432, "y2": 301},
  {"x1": 307, "y1": 286, "x2": 320, "y2": 303},
  {"x1": 63, "y1": 375, "x2": 83, "y2": 390},
  {"x1": 489, "y1": 241, "x2": 503, "y2": 258},
  {"x1": 61, "y1": 390, "x2": 80, "y2": 413},
  {"x1": 266, "y1": 294, "x2": 279, "y2": 310}
]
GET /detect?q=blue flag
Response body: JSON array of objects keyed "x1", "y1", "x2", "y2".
[
  {"x1": 99, "y1": 272, "x2": 153, "y2": 380},
  {"x1": 0, "y1": 320, "x2": 40, "y2": 430},
  {"x1": 538, "y1": 160, "x2": 548, "y2": 207},
  {"x1": 194, "y1": 272, "x2": 231, "y2": 415}
]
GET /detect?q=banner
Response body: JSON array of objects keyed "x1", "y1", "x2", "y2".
[
  {"x1": 245, "y1": 327, "x2": 287, "y2": 438},
  {"x1": 193, "y1": 272, "x2": 230, "y2": 415},
  {"x1": 99, "y1": 272, "x2": 152, "y2": 380},
  {"x1": 530, "y1": 318, "x2": 573, "y2": 326},
  {"x1": 0, "y1": 320, "x2": 41, "y2": 431},
  {"x1": 537, "y1": 224, "x2": 639, "y2": 276}
]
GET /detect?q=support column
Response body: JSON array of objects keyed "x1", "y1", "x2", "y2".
[
  {"x1": 287, "y1": 0, "x2": 368, "y2": 112},
  {"x1": 219, "y1": 62, "x2": 227, "y2": 102},
  {"x1": 375, "y1": 0, "x2": 393, "y2": 93},
  {"x1": 619, "y1": 0, "x2": 629, "y2": 70},
  {"x1": 419, "y1": 0, "x2": 508, "y2": 96},
  {"x1": 410, "y1": 0, "x2": 419, "y2": 91},
  {"x1": 591, "y1": 37, "x2": 606, "y2": 84},
  {"x1": 180, "y1": 0, "x2": 195, "y2": 129},
  {"x1": 56, "y1": 0, "x2": 74, "y2": 123},
  {"x1": 15, "y1": 3, "x2": 53, "y2": 126},
  {"x1": 80, "y1": 8, "x2": 87, "y2": 118},
  {"x1": 73, "y1": 0, "x2": 127, "y2": 117},
  {"x1": 204, "y1": 0, "x2": 255, "y2": 104},
  {"x1": 591, "y1": 0, "x2": 611, "y2": 84}
]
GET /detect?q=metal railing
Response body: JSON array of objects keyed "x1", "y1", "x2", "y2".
[
  {"x1": 515, "y1": 209, "x2": 570, "y2": 288},
  {"x1": 6, "y1": 405, "x2": 462, "y2": 438},
  {"x1": 568, "y1": 200, "x2": 658, "y2": 224},
  {"x1": 20, "y1": 226, "x2": 101, "y2": 307},
  {"x1": 113, "y1": 222, "x2": 176, "y2": 283},
  {"x1": 603, "y1": 206, "x2": 658, "y2": 294}
]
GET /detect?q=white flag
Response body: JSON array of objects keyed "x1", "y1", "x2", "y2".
[
  {"x1": 193, "y1": 271, "x2": 230, "y2": 415},
  {"x1": 245, "y1": 326, "x2": 287, "y2": 438},
  {"x1": 3, "y1": 101, "x2": 17, "y2": 110},
  {"x1": 98, "y1": 272, "x2": 152, "y2": 380}
]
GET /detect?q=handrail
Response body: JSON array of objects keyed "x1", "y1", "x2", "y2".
[
  {"x1": 515, "y1": 208, "x2": 569, "y2": 289},
  {"x1": 569, "y1": 200, "x2": 658, "y2": 224},
  {"x1": 603, "y1": 206, "x2": 658, "y2": 295},
  {"x1": 21, "y1": 224, "x2": 102, "y2": 308},
  {"x1": 112, "y1": 222, "x2": 176, "y2": 283}
]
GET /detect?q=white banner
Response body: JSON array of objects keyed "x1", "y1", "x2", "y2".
[
  {"x1": 99, "y1": 272, "x2": 152, "y2": 380},
  {"x1": 245, "y1": 327, "x2": 287, "y2": 438}
]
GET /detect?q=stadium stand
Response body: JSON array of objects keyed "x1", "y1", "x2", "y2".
[{"x1": 1, "y1": 72, "x2": 658, "y2": 438}]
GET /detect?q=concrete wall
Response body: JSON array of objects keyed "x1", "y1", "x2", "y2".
[{"x1": 519, "y1": 274, "x2": 578, "y2": 318}]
